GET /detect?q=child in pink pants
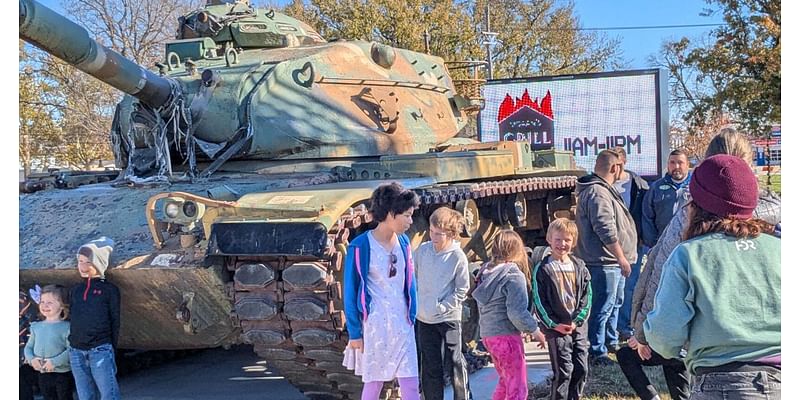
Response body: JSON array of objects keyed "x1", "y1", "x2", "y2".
[
  {"x1": 483, "y1": 334, "x2": 530, "y2": 400},
  {"x1": 471, "y1": 230, "x2": 546, "y2": 400}
]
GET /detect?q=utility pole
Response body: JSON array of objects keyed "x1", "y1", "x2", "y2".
[
  {"x1": 423, "y1": 29, "x2": 430, "y2": 54},
  {"x1": 481, "y1": 2, "x2": 498, "y2": 79}
]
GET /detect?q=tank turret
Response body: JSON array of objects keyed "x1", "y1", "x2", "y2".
[{"x1": 20, "y1": 0, "x2": 480, "y2": 180}]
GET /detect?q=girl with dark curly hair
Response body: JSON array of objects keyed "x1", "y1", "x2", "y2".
[{"x1": 342, "y1": 182, "x2": 421, "y2": 399}]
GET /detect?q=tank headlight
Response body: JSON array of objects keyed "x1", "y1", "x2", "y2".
[
  {"x1": 183, "y1": 201, "x2": 198, "y2": 218},
  {"x1": 165, "y1": 202, "x2": 181, "y2": 218}
]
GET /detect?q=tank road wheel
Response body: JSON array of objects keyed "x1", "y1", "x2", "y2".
[
  {"x1": 455, "y1": 199, "x2": 480, "y2": 237},
  {"x1": 506, "y1": 193, "x2": 527, "y2": 228}
]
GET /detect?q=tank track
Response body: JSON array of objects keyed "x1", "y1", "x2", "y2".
[
  {"x1": 227, "y1": 211, "x2": 364, "y2": 400},
  {"x1": 228, "y1": 175, "x2": 577, "y2": 399}
]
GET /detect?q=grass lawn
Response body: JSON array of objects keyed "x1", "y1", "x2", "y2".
[
  {"x1": 529, "y1": 354, "x2": 674, "y2": 400},
  {"x1": 758, "y1": 173, "x2": 781, "y2": 194}
]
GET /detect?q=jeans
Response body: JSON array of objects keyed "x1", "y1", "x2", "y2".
[
  {"x1": 483, "y1": 334, "x2": 528, "y2": 400},
  {"x1": 618, "y1": 245, "x2": 648, "y2": 338},
  {"x1": 587, "y1": 266, "x2": 624, "y2": 358},
  {"x1": 690, "y1": 370, "x2": 780, "y2": 400},
  {"x1": 546, "y1": 326, "x2": 589, "y2": 400},
  {"x1": 606, "y1": 273, "x2": 626, "y2": 349},
  {"x1": 617, "y1": 346, "x2": 689, "y2": 400},
  {"x1": 416, "y1": 321, "x2": 471, "y2": 400},
  {"x1": 70, "y1": 343, "x2": 120, "y2": 400}
]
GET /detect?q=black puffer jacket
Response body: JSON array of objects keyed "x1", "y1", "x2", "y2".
[
  {"x1": 625, "y1": 170, "x2": 650, "y2": 242},
  {"x1": 69, "y1": 278, "x2": 120, "y2": 350}
]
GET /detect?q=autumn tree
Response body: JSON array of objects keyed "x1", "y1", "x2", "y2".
[
  {"x1": 472, "y1": 0, "x2": 624, "y2": 77},
  {"x1": 284, "y1": 0, "x2": 624, "y2": 78},
  {"x1": 669, "y1": 114, "x2": 734, "y2": 162},
  {"x1": 21, "y1": 0, "x2": 202, "y2": 171},
  {"x1": 63, "y1": 0, "x2": 201, "y2": 66},
  {"x1": 19, "y1": 42, "x2": 61, "y2": 178},
  {"x1": 653, "y1": 0, "x2": 779, "y2": 137},
  {"x1": 285, "y1": 0, "x2": 482, "y2": 62},
  {"x1": 39, "y1": 55, "x2": 120, "y2": 170}
]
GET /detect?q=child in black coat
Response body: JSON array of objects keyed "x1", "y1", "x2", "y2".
[{"x1": 531, "y1": 218, "x2": 592, "y2": 400}]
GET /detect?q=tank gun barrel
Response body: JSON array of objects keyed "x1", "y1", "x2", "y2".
[{"x1": 19, "y1": 0, "x2": 175, "y2": 109}]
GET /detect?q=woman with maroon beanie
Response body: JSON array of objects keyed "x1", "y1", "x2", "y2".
[{"x1": 645, "y1": 154, "x2": 780, "y2": 399}]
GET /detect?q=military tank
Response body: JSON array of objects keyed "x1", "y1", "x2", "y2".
[{"x1": 19, "y1": 0, "x2": 583, "y2": 398}]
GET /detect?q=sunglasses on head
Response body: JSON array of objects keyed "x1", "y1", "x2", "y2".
[{"x1": 389, "y1": 253, "x2": 398, "y2": 278}]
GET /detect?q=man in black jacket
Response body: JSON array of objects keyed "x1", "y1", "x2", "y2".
[
  {"x1": 69, "y1": 237, "x2": 121, "y2": 400},
  {"x1": 609, "y1": 147, "x2": 649, "y2": 345},
  {"x1": 531, "y1": 218, "x2": 592, "y2": 400}
]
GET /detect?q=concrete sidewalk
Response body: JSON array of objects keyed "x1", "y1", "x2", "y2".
[{"x1": 445, "y1": 341, "x2": 552, "y2": 400}]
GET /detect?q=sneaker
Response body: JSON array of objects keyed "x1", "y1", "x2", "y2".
[
  {"x1": 606, "y1": 342, "x2": 620, "y2": 354},
  {"x1": 470, "y1": 348, "x2": 490, "y2": 358}
]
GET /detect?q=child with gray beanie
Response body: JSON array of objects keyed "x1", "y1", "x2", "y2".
[{"x1": 69, "y1": 237, "x2": 122, "y2": 400}]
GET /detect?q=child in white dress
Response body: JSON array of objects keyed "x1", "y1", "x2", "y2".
[{"x1": 343, "y1": 182, "x2": 421, "y2": 400}]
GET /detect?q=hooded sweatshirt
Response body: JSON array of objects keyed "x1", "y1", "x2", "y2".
[
  {"x1": 69, "y1": 278, "x2": 121, "y2": 350},
  {"x1": 574, "y1": 173, "x2": 638, "y2": 267},
  {"x1": 631, "y1": 188, "x2": 781, "y2": 345},
  {"x1": 414, "y1": 240, "x2": 470, "y2": 324},
  {"x1": 471, "y1": 262, "x2": 540, "y2": 338},
  {"x1": 644, "y1": 232, "x2": 781, "y2": 374}
]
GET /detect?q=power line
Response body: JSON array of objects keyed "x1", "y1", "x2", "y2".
[{"x1": 540, "y1": 23, "x2": 725, "y2": 32}]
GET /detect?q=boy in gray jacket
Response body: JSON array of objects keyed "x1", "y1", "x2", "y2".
[{"x1": 414, "y1": 207, "x2": 471, "y2": 400}]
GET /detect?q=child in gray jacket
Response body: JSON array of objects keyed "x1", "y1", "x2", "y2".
[
  {"x1": 472, "y1": 229, "x2": 546, "y2": 400},
  {"x1": 414, "y1": 207, "x2": 471, "y2": 400}
]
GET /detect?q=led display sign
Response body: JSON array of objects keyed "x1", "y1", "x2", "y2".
[{"x1": 479, "y1": 69, "x2": 669, "y2": 178}]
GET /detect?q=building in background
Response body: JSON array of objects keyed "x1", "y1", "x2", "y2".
[{"x1": 751, "y1": 125, "x2": 781, "y2": 167}]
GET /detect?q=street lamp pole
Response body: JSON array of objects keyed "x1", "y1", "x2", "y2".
[{"x1": 482, "y1": 2, "x2": 497, "y2": 79}]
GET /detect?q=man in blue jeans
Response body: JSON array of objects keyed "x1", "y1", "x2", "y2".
[{"x1": 573, "y1": 150, "x2": 638, "y2": 365}]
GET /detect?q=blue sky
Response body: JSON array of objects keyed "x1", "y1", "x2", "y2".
[
  {"x1": 39, "y1": 0, "x2": 723, "y2": 69},
  {"x1": 570, "y1": 0, "x2": 724, "y2": 68}
]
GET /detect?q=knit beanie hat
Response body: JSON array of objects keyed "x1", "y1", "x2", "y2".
[
  {"x1": 77, "y1": 237, "x2": 115, "y2": 278},
  {"x1": 689, "y1": 154, "x2": 758, "y2": 219}
]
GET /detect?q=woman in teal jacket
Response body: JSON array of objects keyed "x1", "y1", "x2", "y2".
[
  {"x1": 343, "y1": 182, "x2": 420, "y2": 400},
  {"x1": 645, "y1": 155, "x2": 780, "y2": 399}
]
